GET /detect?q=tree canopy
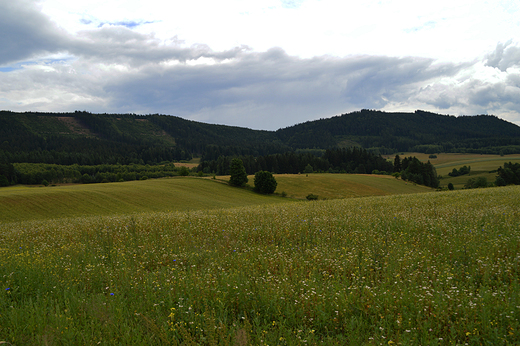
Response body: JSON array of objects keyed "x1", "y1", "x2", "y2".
[
  {"x1": 229, "y1": 158, "x2": 248, "y2": 187},
  {"x1": 254, "y1": 171, "x2": 277, "y2": 194}
]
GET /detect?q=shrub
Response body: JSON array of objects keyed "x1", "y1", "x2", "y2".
[
  {"x1": 178, "y1": 166, "x2": 190, "y2": 176},
  {"x1": 81, "y1": 174, "x2": 91, "y2": 184},
  {"x1": 306, "y1": 193, "x2": 318, "y2": 200},
  {"x1": 303, "y1": 164, "x2": 314, "y2": 174},
  {"x1": 464, "y1": 177, "x2": 488, "y2": 189},
  {"x1": 495, "y1": 176, "x2": 507, "y2": 186},
  {"x1": 447, "y1": 182, "x2": 454, "y2": 190},
  {"x1": 254, "y1": 171, "x2": 277, "y2": 194}
]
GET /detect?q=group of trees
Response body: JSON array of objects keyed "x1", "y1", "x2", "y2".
[
  {"x1": 495, "y1": 162, "x2": 520, "y2": 186},
  {"x1": 448, "y1": 165, "x2": 471, "y2": 177},
  {"x1": 394, "y1": 155, "x2": 439, "y2": 188},
  {"x1": 229, "y1": 158, "x2": 277, "y2": 194},
  {"x1": 198, "y1": 147, "x2": 393, "y2": 176}
]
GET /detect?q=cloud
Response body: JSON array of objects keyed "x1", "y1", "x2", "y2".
[
  {"x1": 66, "y1": 46, "x2": 466, "y2": 129},
  {"x1": 486, "y1": 40, "x2": 520, "y2": 72},
  {"x1": 2, "y1": 0, "x2": 520, "y2": 130},
  {"x1": 281, "y1": 0, "x2": 305, "y2": 9},
  {"x1": 0, "y1": 0, "x2": 71, "y2": 65}
]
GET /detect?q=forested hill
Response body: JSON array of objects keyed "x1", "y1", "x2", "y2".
[
  {"x1": 275, "y1": 109, "x2": 520, "y2": 154},
  {"x1": 1, "y1": 109, "x2": 520, "y2": 166},
  {"x1": 0, "y1": 111, "x2": 288, "y2": 165}
]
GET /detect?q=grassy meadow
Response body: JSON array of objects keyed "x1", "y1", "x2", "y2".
[
  {"x1": 0, "y1": 178, "x2": 288, "y2": 223},
  {"x1": 273, "y1": 174, "x2": 432, "y2": 199},
  {"x1": 216, "y1": 173, "x2": 432, "y2": 200},
  {"x1": 0, "y1": 173, "x2": 432, "y2": 223},
  {"x1": 1, "y1": 184, "x2": 520, "y2": 345}
]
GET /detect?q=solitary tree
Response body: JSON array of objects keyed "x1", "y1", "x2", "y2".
[
  {"x1": 229, "y1": 158, "x2": 248, "y2": 187},
  {"x1": 254, "y1": 171, "x2": 277, "y2": 194},
  {"x1": 393, "y1": 155, "x2": 402, "y2": 173}
]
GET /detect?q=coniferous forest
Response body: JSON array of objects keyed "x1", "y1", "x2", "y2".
[{"x1": 1, "y1": 109, "x2": 520, "y2": 188}]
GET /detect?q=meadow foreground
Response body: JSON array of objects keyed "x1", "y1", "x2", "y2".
[{"x1": 1, "y1": 186, "x2": 519, "y2": 345}]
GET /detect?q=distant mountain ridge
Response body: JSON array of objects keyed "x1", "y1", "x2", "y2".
[{"x1": 1, "y1": 109, "x2": 520, "y2": 165}]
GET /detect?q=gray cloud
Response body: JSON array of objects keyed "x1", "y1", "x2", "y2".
[
  {"x1": 0, "y1": 0, "x2": 70, "y2": 65},
  {"x1": 94, "y1": 49, "x2": 469, "y2": 129},
  {"x1": 486, "y1": 40, "x2": 520, "y2": 72},
  {"x1": 66, "y1": 27, "x2": 252, "y2": 68}
]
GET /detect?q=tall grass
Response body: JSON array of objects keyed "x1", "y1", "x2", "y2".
[{"x1": 1, "y1": 186, "x2": 519, "y2": 345}]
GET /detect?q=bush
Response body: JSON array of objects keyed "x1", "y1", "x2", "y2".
[
  {"x1": 495, "y1": 176, "x2": 507, "y2": 186},
  {"x1": 464, "y1": 177, "x2": 488, "y2": 189},
  {"x1": 303, "y1": 164, "x2": 314, "y2": 174},
  {"x1": 447, "y1": 182, "x2": 454, "y2": 190},
  {"x1": 449, "y1": 165, "x2": 471, "y2": 177},
  {"x1": 178, "y1": 166, "x2": 190, "y2": 176},
  {"x1": 254, "y1": 171, "x2": 277, "y2": 194},
  {"x1": 81, "y1": 174, "x2": 91, "y2": 184},
  {"x1": 306, "y1": 194, "x2": 318, "y2": 200}
]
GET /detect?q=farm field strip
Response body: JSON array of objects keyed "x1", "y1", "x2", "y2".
[
  {"x1": 0, "y1": 174, "x2": 433, "y2": 223},
  {"x1": 1, "y1": 186, "x2": 519, "y2": 345},
  {"x1": 0, "y1": 178, "x2": 289, "y2": 223},
  {"x1": 434, "y1": 157, "x2": 520, "y2": 169},
  {"x1": 385, "y1": 153, "x2": 520, "y2": 166}
]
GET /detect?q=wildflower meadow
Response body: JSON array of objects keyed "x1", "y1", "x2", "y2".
[{"x1": 1, "y1": 186, "x2": 519, "y2": 345}]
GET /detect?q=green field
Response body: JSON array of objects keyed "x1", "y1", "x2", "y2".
[
  {"x1": 432, "y1": 154, "x2": 520, "y2": 190},
  {"x1": 272, "y1": 173, "x2": 432, "y2": 199},
  {"x1": 384, "y1": 153, "x2": 520, "y2": 190},
  {"x1": 213, "y1": 173, "x2": 432, "y2": 200},
  {"x1": 0, "y1": 178, "x2": 290, "y2": 223},
  {"x1": 0, "y1": 173, "x2": 433, "y2": 223},
  {"x1": 1, "y1": 186, "x2": 519, "y2": 345}
]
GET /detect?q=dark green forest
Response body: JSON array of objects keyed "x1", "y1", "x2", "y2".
[
  {"x1": 2, "y1": 110, "x2": 520, "y2": 167},
  {"x1": 2, "y1": 109, "x2": 520, "y2": 188}
]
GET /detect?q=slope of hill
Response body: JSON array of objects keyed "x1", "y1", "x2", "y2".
[
  {"x1": 0, "y1": 178, "x2": 289, "y2": 222},
  {"x1": 0, "y1": 172, "x2": 435, "y2": 222},
  {"x1": 1, "y1": 109, "x2": 520, "y2": 167}
]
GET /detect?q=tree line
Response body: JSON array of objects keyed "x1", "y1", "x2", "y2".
[
  {"x1": 197, "y1": 147, "x2": 394, "y2": 176},
  {"x1": 6, "y1": 162, "x2": 188, "y2": 185}
]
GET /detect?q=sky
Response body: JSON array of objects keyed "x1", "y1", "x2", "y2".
[{"x1": 1, "y1": 0, "x2": 520, "y2": 130}]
